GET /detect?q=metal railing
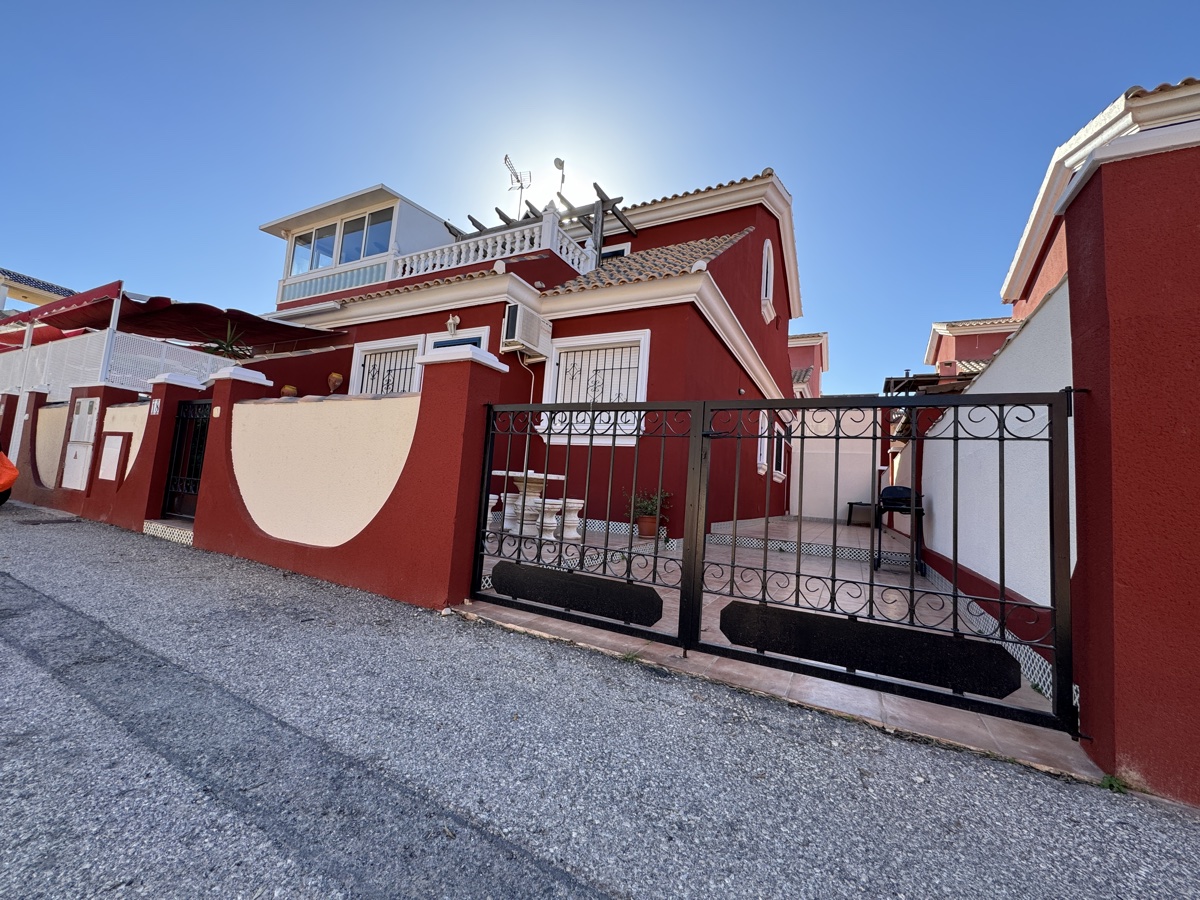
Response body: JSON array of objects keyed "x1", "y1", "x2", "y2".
[
  {"x1": 275, "y1": 205, "x2": 599, "y2": 305},
  {"x1": 473, "y1": 393, "x2": 1076, "y2": 734}
]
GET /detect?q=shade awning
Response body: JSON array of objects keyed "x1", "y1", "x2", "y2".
[{"x1": 25, "y1": 291, "x2": 342, "y2": 351}]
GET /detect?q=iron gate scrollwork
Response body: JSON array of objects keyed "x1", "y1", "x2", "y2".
[
  {"x1": 472, "y1": 393, "x2": 1076, "y2": 735},
  {"x1": 163, "y1": 400, "x2": 211, "y2": 520}
]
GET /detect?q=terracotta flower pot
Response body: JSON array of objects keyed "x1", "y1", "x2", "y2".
[{"x1": 636, "y1": 515, "x2": 658, "y2": 538}]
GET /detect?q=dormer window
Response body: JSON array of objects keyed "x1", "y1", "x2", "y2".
[{"x1": 288, "y1": 207, "x2": 395, "y2": 277}]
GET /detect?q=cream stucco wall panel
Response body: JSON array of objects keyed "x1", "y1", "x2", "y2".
[
  {"x1": 921, "y1": 282, "x2": 1074, "y2": 606},
  {"x1": 231, "y1": 395, "x2": 421, "y2": 547},
  {"x1": 34, "y1": 404, "x2": 69, "y2": 488},
  {"x1": 103, "y1": 403, "x2": 150, "y2": 476},
  {"x1": 790, "y1": 412, "x2": 882, "y2": 520}
]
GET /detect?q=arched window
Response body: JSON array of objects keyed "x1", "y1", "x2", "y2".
[{"x1": 761, "y1": 239, "x2": 776, "y2": 324}]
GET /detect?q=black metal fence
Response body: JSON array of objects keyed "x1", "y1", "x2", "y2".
[{"x1": 473, "y1": 393, "x2": 1075, "y2": 734}]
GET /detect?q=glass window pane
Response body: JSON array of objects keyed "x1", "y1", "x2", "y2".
[
  {"x1": 290, "y1": 232, "x2": 313, "y2": 276},
  {"x1": 339, "y1": 216, "x2": 366, "y2": 265},
  {"x1": 313, "y1": 224, "x2": 336, "y2": 269},
  {"x1": 364, "y1": 208, "x2": 393, "y2": 257}
]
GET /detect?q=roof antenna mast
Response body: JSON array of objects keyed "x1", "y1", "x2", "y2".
[{"x1": 504, "y1": 155, "x2": 531, "y2": 219}]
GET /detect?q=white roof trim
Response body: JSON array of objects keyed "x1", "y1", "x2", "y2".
[
  {"x1": 272, "y1": 274, "x2": 539, "y2": 330},
  {"x1": 541, "y1": 271, "x2": 785, "y2": 400},
  {"x1": 1053, "y1": 119, "x2": 1200, "y2": 215},
  {"x1": 260, "y1": 184, "x2": 403, "y2": 238},
  {"x1": 923, "y1": 319, "x2": 1020, "y2": 366},
  {"x1": 1001, "y1": 80, "x2": 1200, "y2": 303},
  {"x1": 563, "y1": 173, "x2": 803, "y2": 319},
  {"x1": 273, "y1": 269, "x2": 788, "y2": 399},
  {"x1": 787, "y1": 331, "x2": 829, "y2": 373}
]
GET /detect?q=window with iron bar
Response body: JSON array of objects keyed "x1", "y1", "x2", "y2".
[
  {"x1": 359, "y1": 346, "x2": 418, "y2": 394},
  {"x1": 540, "y1": 330, "x2": 651, "y2": 445},
  {"x1": 554, "y1": 344, "x2": 640, "y2": 405}
]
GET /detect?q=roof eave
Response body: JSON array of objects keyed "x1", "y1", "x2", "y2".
[
  {"x1": 563, "y1": 171, "x2": 803, "y2": 318},
  {"x1": 1001, "y1": 79, "x2": 1200, "y2": 303},
  {"x1": 260, "y1": 184, "x2": 404, "y2": 239}
]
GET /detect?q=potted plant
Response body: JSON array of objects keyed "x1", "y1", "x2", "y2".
[{"x1": 627, "y1": 488, "x2": 670, "y2": 538}]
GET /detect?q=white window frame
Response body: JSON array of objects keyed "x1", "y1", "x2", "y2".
[
  {"x1": 757, "y1": 411, "x2": 789, "y2": 483},
  {"x1": 424, "y1": 325, "x2": 490, "y2": 353},
  {"x1": 287, "y1": 204, "x2": 397, "y2": 279},
  {"x1": 540, "y1": 329, "x2": 651, "y2": 446},
  {"x1": 349, "y1": 334, "x2": 426, "y2": 395},
  {"x1": 761, "y1": 239, "x2": 776, "y2": 324},
  {"x1": 600, "y1": 242, "x2": 631, "y2": 260}
]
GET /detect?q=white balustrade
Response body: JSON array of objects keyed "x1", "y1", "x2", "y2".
[{"x1": 392, "y1": 213, "x2": 595, "y2": 281}]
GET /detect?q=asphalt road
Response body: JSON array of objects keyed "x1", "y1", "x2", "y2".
[{"x1": 1, "y1": 502, "x2": 1197, "y2": 899}]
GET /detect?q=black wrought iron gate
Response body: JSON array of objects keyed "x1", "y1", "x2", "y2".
[
  {"x1": 473, "y1": 393, "x2": 1076, "y2": 734},
  {"x1": 162, "y1": 400, "x2": 212, "y2": 520}
]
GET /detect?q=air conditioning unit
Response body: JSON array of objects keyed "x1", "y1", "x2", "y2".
[{"x1": 500, "y1": 303, "x2": 552, "y2": 360}]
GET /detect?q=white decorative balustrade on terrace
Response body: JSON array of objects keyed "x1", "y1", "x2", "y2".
[
  {"x1": 0, "y1": 330, "x2": 230, "y2": 402},
  {"x1": 277, "y1": 204, "x2": 597, "y2": 306}
]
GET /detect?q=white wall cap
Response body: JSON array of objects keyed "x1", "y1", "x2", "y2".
[
  {"x1": 414, "y1": 344, "x2": 509, "y2": 373},
  {"x1": 208, "y1": 366, "x2": 274, "y2": 387},
  {"x1": 1053, "y1": 119, "x2": 1200, "y2": 215},
  {"x1": 147, "y1": 372, "x2": 206, "y2": 390}
]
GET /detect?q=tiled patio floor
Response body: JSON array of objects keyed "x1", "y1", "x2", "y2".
[
  {"x1": 453, "y1": 597, "x2": 1104, "y2": 783},
  {"x1": 471, "y1": 516, "x2": 1100, "y2": 782}
]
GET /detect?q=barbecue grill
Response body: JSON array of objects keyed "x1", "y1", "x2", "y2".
[{"x1": 874, "y1": 486, "x2": 925, "y2": 573}]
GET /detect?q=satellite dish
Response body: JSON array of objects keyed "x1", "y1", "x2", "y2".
[{"x1": 553, "y1": 158, "x2": 564, "y2": 170}]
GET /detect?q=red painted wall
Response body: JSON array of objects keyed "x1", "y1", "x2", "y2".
[
  {"x1": 787, "y1": 343, "x2": 823, "y2": 397},
  {"x1": 9, "y1": 385, "x2": 141, "y2": 514},
  {"x1": 1065, "y1": 146, "x2": 1200, "y2": 805},
  {"x1": 244, "y1": 347, "x2": 354, "y2": 397},
  {"x1": 78, "y1": 381, "x2": 215, "y2": 530},
  {"x1": 1013, "y1": 221, "x2": 1069, "y2": 320},
  {"x1": 0, "y1": 394, "x2": 14, "y2": 455},
  {"x1": 192, "y1": 358, "x2": 503, "y2": 609}
]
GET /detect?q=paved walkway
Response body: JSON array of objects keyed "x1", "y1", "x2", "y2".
[
  {"x1": 2, "y1": 502, "x2": 1198, "y2": 898},
  {"x1": 454, "y1": 601, "x2": 1097, "y2": 781}
]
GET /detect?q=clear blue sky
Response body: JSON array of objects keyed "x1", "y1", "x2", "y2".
[{"x1": 4, "y1": 1, "x2": 1197, "y2": 393}]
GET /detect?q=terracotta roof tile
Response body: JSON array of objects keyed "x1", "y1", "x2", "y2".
[
  {"x1": 543, "y1": 228, "x2": 754, "y2": 296},
  {"x1": 621, "y1": 169, "x2": 776, "y2": 213},
  {"x1": 341, "y1": 268, "x2": 504, "y2": 305},
  {"x1": 1125, "y1": 77, "x2": 1200, "y2": 100},
  {"x1": 942, "y1": 316, "x2": 1018, "y2": 329}
]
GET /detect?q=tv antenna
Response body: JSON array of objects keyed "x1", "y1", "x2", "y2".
[{"x1": 504, "y1": 154, "x2": 531, "y2": 218}]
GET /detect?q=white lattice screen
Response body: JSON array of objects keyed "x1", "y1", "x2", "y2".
[
  {"x1": 0, "y1": 350, "x2": 25, "y2": 394},
  {"x1": 106, "y1": 332, "x2": 228, "y2": 392},
  {"x1": 0, "y1": 330, "x2": 228, "y2": 399}
]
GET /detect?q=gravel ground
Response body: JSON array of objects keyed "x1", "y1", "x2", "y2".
[{"x1": 1, "y1": 503, "x2": 1198, "y2": 899}]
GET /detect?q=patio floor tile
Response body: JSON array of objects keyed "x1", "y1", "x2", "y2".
[
  {"x1": 879, "y1": 693, "x2": 1003, "y2": 755},
  {"x1": 786, "y1": 675, "x2": 885, "y2": 724},
  {"x1": 981, "y1": 715, "x2": 1106, "y2": 779}
]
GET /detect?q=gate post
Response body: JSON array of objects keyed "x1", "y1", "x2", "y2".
[
  {"x1": 677, "y1": 402, "x2": 710, "y2": 648},
  {"x1": 1063, "y1": 146, "x2": 1200, "y2": 804}
]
